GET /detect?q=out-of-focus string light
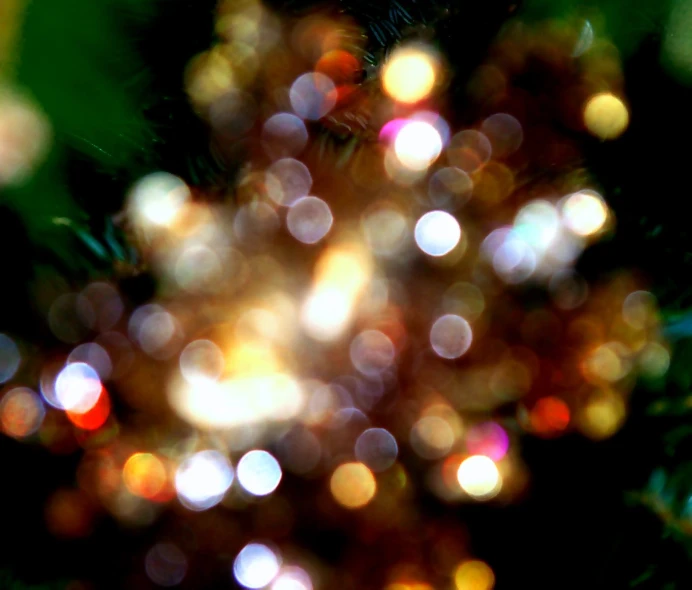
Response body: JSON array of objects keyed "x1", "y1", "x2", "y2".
[
  {"x1": 430, "y1": 314, "x2": 473, "y2": 359},
  {"x1": 237, "y1": 450, "x2": 283, "y2": 496},
  {"x1": 55, "y1": 362, "x2": 102, "y2": 414},
  {"x1": 579, "y1": 391, "x2": 626, "y2": 439},
  {"x1": 481, "y1": 113, "x2": 523, "y2": 158},
  {"x1": 290, "y1": 72, "x2": 337, "y2": 120},
  {"x1": 179, "y1": 339, "x2": 224, "y2": 384},
  {"x1": 68, "y1": 342, "x2": 112, "y2": 380},
  {"x1": 382, "y1": 45, "x2": 438, "y2": 104},
  {"x1": 262, "y1": 113, "x2": 309, "y2": 160},
  {"x1": 0, "y1": 88, "x2": 51, "y2": 187},
  {"x1": 583, "y1": 92, "x2": 629, "y2": 140},
  {"x1": 447, "y1": 130, "x2": 492, "y2": 173},
  {"x1": 123, "y1": 453, "x2": 168, "y2": 500},
  {"x1": 175, "y1": 450, "x2": 234, "y2": 511},
  {"x1": 0, "y1": 334, "x2": 20, "y2": 383},
  {"x1": 0, "y1": 387, "x2": 45, "y2": 438},
  {"x1": 286, "y1": 196, "x2": 333, "y2": 244},
  {"x1": 414, "y1": 211, "x2": 461, "y2": 257},
  {"x1": 330, "y1": 462, "x2": 376, "y2": 509},
  {"x1": 454, "y1": 560, "x2": 495, "y2": 590},
  {"x1": 456, "y1": 455, "x2": 502, "y2": 500},
  {"x1": 466, "y1": 422, "x2": 509, "y2": 461},
  {"x1": 561, "y1": 190, "x2": 609, "y2": 237},
  {"x1": 266, "y1": 158, "x2": 312, "y2": 207},
  {"x1": 410, "y1": 416, "x2": 456, "y2": 459},
  {"x1": 355, "y1": 427, "x2": 398, "y2": 472},
  {"x1": 233, "y1": 543, "x2": 281, "y2": 589},
  {"x1": 301, "y1": 244, "x2": 373, "y2": 341},
  {"x1": 66, "y1": 389, "x2": 110, "y2": 431},
  {"x1": 271, "y1": 566, "x2": 313, "y2": 590},
  {"x1": 394, "y1": 120, "x2": 443, "y2": 171},
  {"x1": 169, "y1": 371, "x2": 304, "y2": 430},
  {"x1": 349, "y1": 330, "x2": 396, "y2": 376},
  {"x1": 127, "y1": 172, "x2": 190, "y2": 229},
  {"x1": 145, "y1": 542, "x2": 188, "y2": 587},
  {"x1": 530, "y1": 396, "x2": 570, "y2": 436},
  {"x1": 428, "y1": 167, "x2": 473, "y2": 209}
]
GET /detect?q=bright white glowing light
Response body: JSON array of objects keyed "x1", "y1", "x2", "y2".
[
  {"x1": 394, "y1": 121, "x2": 442, "y2": 171},
  {"x1": 561, "y1": 190, "x2": 608, "y2": 236},
  {"x1": 233, "y1": 543, "x2": 281, "y2": 589},
  {"x1": 414, "y1": 211, "x2": 461, "y2": 256},
  {"x1": 456, "y1": 455, "x2": 502, "y2": 500},
  {"x1": 286, "y1": 197, "x2": 333, "y2": 244},
  {"x1": 179, "y1": 339, "x2": 224, "y2": 384},
  {"x1": 237, "y1": 450, "x2": 283, "y2": 497},
  {"x1": 271, "y1": 567, "x2": 313, "y2": 590},
  {"x1": 301, "y1": 287, "x2": 353, "y2": 342},
  {"x1": 175, "y1": 450, "x2": 234, "y2": 511},
  {"x1": 290, "y1": 72, "x2": 337, "y2": 120},
  {"x1": 430, "y1": 314, "x2": 473, "y2": 359},
  {"x1": 169, "y1": 374, "x2": 304, "y2": 429},
  {"x1": 382, "y1": 46, "x2": 437, "y2": 104},
  {"x1": 128, "y1": 172, "x2": 190, "y2": 228},
  {"x1": 55, "y1": 362, "x2": 102, "y2": 413}
]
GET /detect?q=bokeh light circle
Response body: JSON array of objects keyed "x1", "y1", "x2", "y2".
[
  {"x1": 237, "y1": 450, "x2": 283, "y2": 497},
  {"x1": 430, "y1": 314, "x2": 473, "y2": 359},
  {"x1": 175, "y1": 450, "x2": 234, "y2": 511},
  {"x1": 233, "y1": 543, "x2": 281, "y2": 589},
  {"x1": 330, "y1": 462, "x2": 376, "y2": 509},
  {"x1": 355, "y1": 428, "x2": 398, "y2": 472},
  {"x1": 414, "y1": 211, "x2": 461, "y2": 256},
  {"x1": 456, "y1": 455, "x2": 502, "y2": 500},
  {"x1": 286, "y1": 196, "x2": 333, "y2": 244}
]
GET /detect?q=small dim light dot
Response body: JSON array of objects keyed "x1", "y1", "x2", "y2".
[
  {"x1": 123, "y1": 453, "x2": 167, "y2": 500},
  {"x1": 456, "y1": 455, "x2": 502, "y2": 500},
  {"x1": 454, "y1": 560, "x2": 495, "y2": 590},
  {"x1": 562, "y1": 190, "x2": 608, "y2": 237},
  {"x1": 330, "y1": 462, "x2": 376, "y2": 509},
  {"x1": 145, "y1": 542, "x2": 188, "y2": 587},
  {"x1": 583, "y1": 92, "x2": 629, "y2": 140},
  {"x1": 383, "y1": 47, "x2": 437, "y2": 104}
]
